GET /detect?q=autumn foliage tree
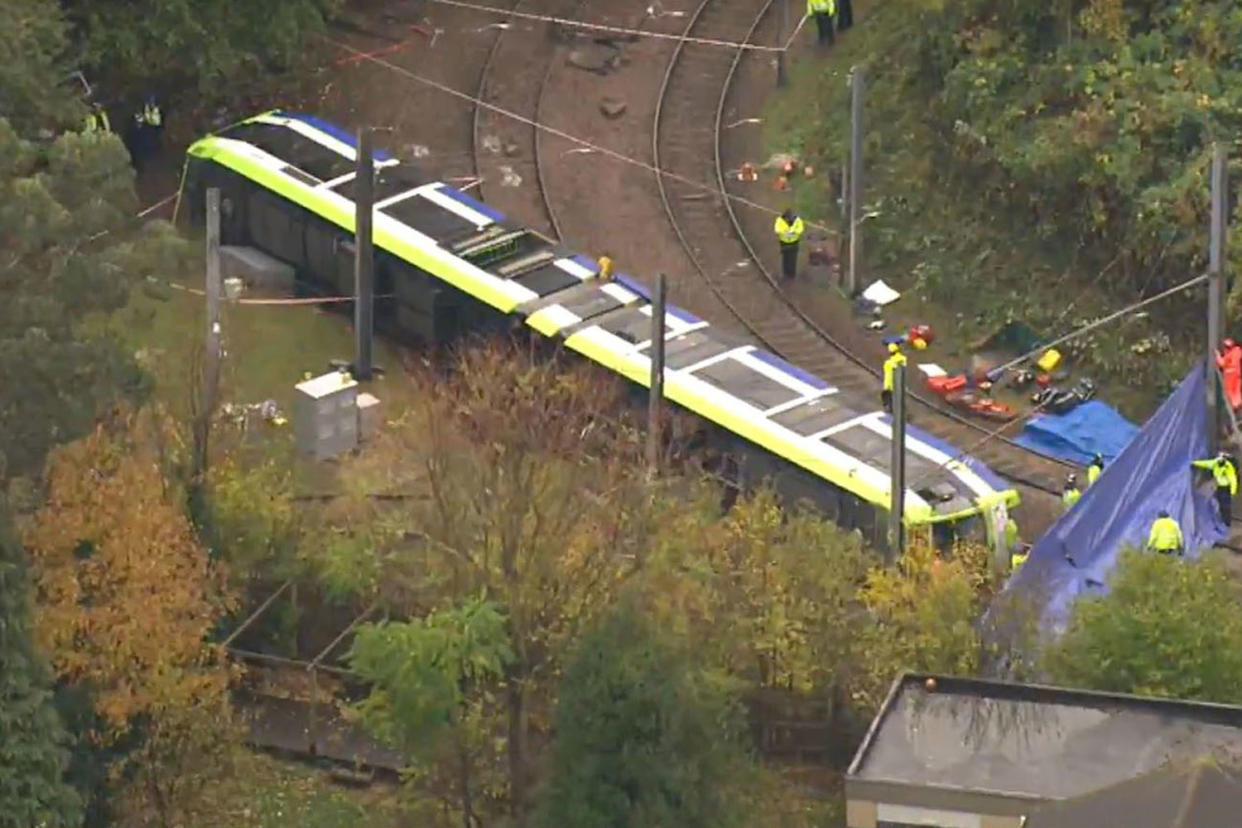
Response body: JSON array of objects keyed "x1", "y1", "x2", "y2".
[
  {"x1": 319, "y1": 341, "x2": 689, "y2": 819},
  {"x1": 22, "y1": 408, "x2": 237, "y2": 827}
]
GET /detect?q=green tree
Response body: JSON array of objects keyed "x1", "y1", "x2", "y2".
[
  {"x1": 348, "y1": 597, "x2": 513, "y2": 828},
  {"x1": 1042, "y1": 549, "x2": 1242, "y2": 703},
  {"x1": 0, "y1": 0, "x2": 82, "y2": 136},
  {"x1": 0, "y1": 116, "x2": 186, "y2": 484},
  {"x1": 852, "y1": 540, "x2": 993, "y2": 711},
  {"x1": 320, "y1": 342, "x2": 667, "y2": 820},
  {"x1": 0, "y1": 508, "x2": 82, "y2": 828},
  {"x1": 534, "y1": 601, "x2": 757, "y2": 828},
  {"x1": 61, "y1": 0, "x2": 342, "y2": 93}
]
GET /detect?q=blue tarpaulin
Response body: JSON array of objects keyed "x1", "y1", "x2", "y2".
[
  {"x1": 1003, "y1": 361, "x2": 1228, "y2": 632},
  {"x1": 1014, "y1": 401, "x2": 1139, "y2": 465}
]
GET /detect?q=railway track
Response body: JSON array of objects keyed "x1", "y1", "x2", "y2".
[
  {"x1": 654, "y1": 0, "x2": 1071, "y2": 516},
  {"x1": 472, "y1": 0, "x2": 590, "y2": 239}
]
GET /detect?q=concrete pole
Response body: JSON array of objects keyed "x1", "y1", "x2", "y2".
[
  {"x1": 888, "y1": 362, "x2": 907, "y2": 563},
  {"x1": 354, "y1": 127, "x2": 375, "y2": 381},
  {"x1": 1209, "y1": 144, "x2": 1228, "y2": 450},
  {"x1": 847, "y1": 65, "x2": 865, "y2": 297},
  {"x1": 647, "y1": 274, "x2": 668, "y2": 477},
  {"x1": 777, "y1": 0, "x2": 789, "y2": 87},
  {"x1": 202, "y1": 187, "x2": 222, "y2": 479}
]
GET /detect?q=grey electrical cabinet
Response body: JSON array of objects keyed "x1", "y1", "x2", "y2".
[{"x1": 294, "y1": 370, "x2": 359, "y2": 461}]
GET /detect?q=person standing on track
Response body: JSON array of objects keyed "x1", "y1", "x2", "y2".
[
  {"x1": 837, "y1": 0, "x2": 853, "y2": 31},
  {"x1": 1192, "y1": 450, "x2": 1237, "y2": 524},
  {"x1": 881, "y1": 342, "x2": 905, "y2": 413},
  {"x1": 807, "y1": 0, "x2": 837, "y2": 46},
  {"x1": 774, "y1": 208, "x2": 805, "y2": 280}
]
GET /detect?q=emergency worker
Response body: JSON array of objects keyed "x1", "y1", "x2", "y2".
[
  {"x1": 881, "y1": 342, "x2": 906, "y2": 413},
  {"x1": 1147, "y1": 510, "x2": 1184, "y2": 555},
  {"x1": 806, "y1": 0, "x2": 837, "y2": 45},
  {"x1": 774, "y1": 208, "x2": 805, "y2": 279},
  {"x1": 1192, "y1": 451, "x2": 1238, "y2": 524},
  {"x1": 1062, "y1": 474, "x2": 1081, "y2": 511}
]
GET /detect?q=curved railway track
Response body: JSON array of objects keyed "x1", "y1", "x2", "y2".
[
  {"x1": 654, "y1": 0, "x2": 1070, "y2": 510},
  {"x1": 471, "y1": 0, "x2": 590, "y2": 240}
]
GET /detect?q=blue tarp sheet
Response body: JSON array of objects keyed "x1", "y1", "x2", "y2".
[
  {"x1": 1003, "y1": 361, "x2": 1228, "y2": 633},
  {"x1": 1014, "y1": 401, "x2": 1139, "y2": 465}
]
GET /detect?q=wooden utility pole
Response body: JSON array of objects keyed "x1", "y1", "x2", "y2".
[
  {"x1": 647, "y1": 274, "x2": 668, "y2": 477},
  {"x1": 1208, "y1": 144, "x2": 1228, "y2": 450},
  {"x1": 847, "y1": 65, "x2": 865, "y2": 296},
  {"x1": 354, "y1": 127, "x2": 375, "y2": 381},
  {"x1": 888, "y1": 362, "x2": 907, "y2": 563}
]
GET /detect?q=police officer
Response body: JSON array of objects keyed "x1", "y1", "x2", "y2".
[
  {"x1": 129, "y1": 95, "x2": 164, "y2": 171},
  {"x1": 1147, "y1": 510, "x2": 1184, "y2": 555},
  {"x1": 1086, "y1": 453, "x2": 1104, "y2": 487},
  {"x1": 837, "y1": 0, "x2": 854, "y2": 31},
  {"x1": 881, "y1": 342, "x2": 906, "y2": 413},
  {"x1": 1062, "y1": 473, "x2": 1081, "y2": 511},
  {"x1": 806, "y1": 0, "x2": 837, "y2": 45},
  {"x1": 773, "y1": 208, "x2": 805, "y2": 279},
  {"x1": 83, "y1": 102, "x2": 111, "y2": 134},
  {"x1": 1192, "y1": 450, "x2": 1238, "y2": 524},
  {"x1": 1010, "y1": 544, "x2": 1029, "y2": 574}
]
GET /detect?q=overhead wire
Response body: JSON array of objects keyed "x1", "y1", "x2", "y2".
[
  {"x1": 900, "y1": 271, "x2": 1211, "y2": 493},
  {"x1": 425, "y1": 0, "x2": 789, "y2": 51},
  {"x1": 315, "y1": 33, "x2": 830, "y2": 237},
  {"x1": 322, "y1": 27, "x2": 1210, "y2": 498}
]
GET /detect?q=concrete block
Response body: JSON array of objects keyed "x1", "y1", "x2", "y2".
[
  {"x1": 221, "y1": 245, "x2": 296, "y2": 294},
  {"x1": 357, "y1": 393, "x2": 381, "y2": 441}
]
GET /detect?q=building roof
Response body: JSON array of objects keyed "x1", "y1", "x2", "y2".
[
  {"x1": 846, "y1": 674, "x2": 1242, "y2": 804},
  {"x1": 1024, "y1": 756, "x2": 1242, "y2": 828}
]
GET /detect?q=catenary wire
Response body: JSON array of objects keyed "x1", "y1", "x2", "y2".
[
  {"x1": 901, "y1": 271, "x2": 1211, "y2": 492},
  {"x1": 316, "y1": 33, "x2": 829, "y2": 237},
  {"x1": 425, "y1": 0, "x2": 791, "y2": 51}
]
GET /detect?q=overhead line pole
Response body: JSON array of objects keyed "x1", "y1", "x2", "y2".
[
  {"x1": 847, "y1": 65, "x2": 865, "y2": 297},
  {"x1": 201, "y1": 187, "x2": 223, "y2": 483},
  {"x1": 1208, "y1": 144, "x2": 1228, "y2": 452},
  {"x1": 777, "y1": 0, "x2": 789, "y2": 87},
  {"x1": 648, "y1": 274, "x2": 668, "y2": 478},
  {"x1": 888, "y1": 362, "x2": 907, "y2": 564},
  {"x1": 354, "y1": 127, "x2": 375, "y2": 381}
]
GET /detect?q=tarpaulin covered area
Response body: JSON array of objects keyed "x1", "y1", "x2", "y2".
[
  {"x1": 1014, "y1": 401, "x2": 1139, "y2": 465},
  {"x1": 1003, "y1": 361, "x2": 1228, "y2": 632}
]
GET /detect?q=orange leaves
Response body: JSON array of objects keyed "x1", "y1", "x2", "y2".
[{"x1": 22, "y1": 408, "x2": 234, "y2": 741}]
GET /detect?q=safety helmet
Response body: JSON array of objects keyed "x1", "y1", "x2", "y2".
[
  {"x1": 1158, "y1": 510, "x2": 1169, "y2": 519},
  {"x1": 1219, "y1": 451, "x2": 1230, "y2": 461},
  {"x1": 1066, "y1": 473, "x2": 1077, "y2": 485},
  {"x1": 887, "y1": 342, "x2": 901, "y2": 354}
]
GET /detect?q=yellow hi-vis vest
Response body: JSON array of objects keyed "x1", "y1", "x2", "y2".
[
  {"x1": 774, "y1": 215, "x2": 805, "y2": 244},
  {"x1": 1087, "y1": 462, "x2": 1102, "y2": 486},
  {"x1": 1010, "y1": 548, "x2": 1029, "y2": 572},
  {"x1": 84, "y1": 109, "x2": 110, "y2": 133},
  {"x1": 1193, "y1": 457, "x2": 1238, "y2": 494},
  {"x1": 1062, "y1": 487, "x2": 1081, "y2": 509},
  {"x1": 143, "y1": 103, "x2": 162, "y2": 127},
  {"x1": 1147, "y1": 516, "x2": 1183, "y2": 551},
  {"x1": 882, "y1": 351, "x2": 906, "y2": 391},
  {"x1": 808, "y1": 0, "x2": 836, "y2": 15}
]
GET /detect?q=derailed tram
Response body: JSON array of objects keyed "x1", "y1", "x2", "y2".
[{"x1": 180, "y1": 110, "x2": 1019, "y2": 553}]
